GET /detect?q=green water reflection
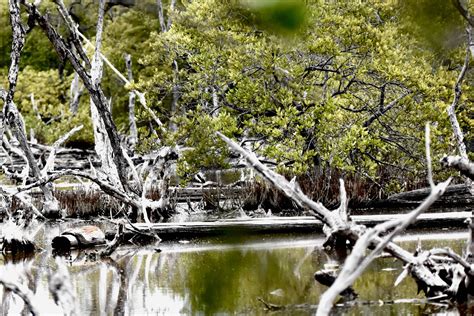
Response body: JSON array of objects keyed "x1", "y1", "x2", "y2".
[{"x1": 0, "y1": 229, "x2": 469, "y2": 315}]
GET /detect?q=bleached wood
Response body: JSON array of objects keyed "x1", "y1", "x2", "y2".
[
  {"x1": 124, "y1": 54, "x2": 137, "y2": 147},
  {"x1": 316, "y1": 125, "x2": 451, "y2": 315},
  {"x1": 447, "y1": 27, "x2": 470, "y2": 160},
  {"x1": 89, "y1": 0, "x2": 123, "y2": 190},
  {"x1": 5, "y1": 0, "x2": 59, "y2": 217},
  {"x1": 217, "y1": 132, "x2": 345, "y2": 229},
  {"x1": 74, "y1": 30, "x2": 164, "y2": 128},
  {"x1": 41, "y1": 125, "x2": 83, "y2": 177},
  {"x1": 441, "y1": 155, "x2": 474, "y2": 181},
  {"x1": 156, "y1": 0, "x2": 167, "y2": 32}
]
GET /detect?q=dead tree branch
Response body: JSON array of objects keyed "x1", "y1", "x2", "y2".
[
  {"x1": 100, "y1": 222, "x2": 125, "y2": 257},
  {"x1": 316, "y1": 124, "x2": 451, "y2": 315},
  {"x1": 447, "y1": 27, "x2": 471, "y2": 160},
  {"x1": 125, "y1": 54, "x2": 137, "y2": 148},
  {"x1": 74, "y1": 30, "x2": 164, "y2": 128},
  {"x1": 22, "y1": 1, "x2": 133, "y2": 193},
  {"x1": 0, "y1": 276, "x2": 41, "y2": 316},
  {"x1": 452, "y1": 0, "x2": 474, "y2": 28},
  {"x1": 5, "y1": 0, "x2": 60, "y2": 217},
  {"x1": 218, "y1": 127, "x2": 455, "y2": 316},
  {"x1": 217, "y1": 132, "x2": 347, "y2": 230},
  {"x1": 441, "y1": 155, "x2": 474, "y2": 180},
  {"x1": 316, "y1": 179, "x2": 450, "y2": 315}
]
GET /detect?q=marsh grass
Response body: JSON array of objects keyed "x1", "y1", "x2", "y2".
[
  {"x1": 240, "y1": 167, "x2": 430, "y2": 214},
  {"x1": 54, "y1": 189, "x2": 122, "y2": 219}
]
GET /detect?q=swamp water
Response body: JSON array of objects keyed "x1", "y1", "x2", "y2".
[{"x1": 0, "y1": 222, "x2": 472, "y2": 315}]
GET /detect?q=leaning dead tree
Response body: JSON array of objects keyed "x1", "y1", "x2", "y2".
[
  {"x1": 443, "y1": 23, "x2": 474, "y2": 194},
  {"x1": 217, "y1": 124, "x2": 474, "y2": 315},
  {"x1": 0, "y1": 0, "x2": 61, "y2": 218},
  {"x1": 0, "y1": 0, "x2": 177, "y2": 225}
]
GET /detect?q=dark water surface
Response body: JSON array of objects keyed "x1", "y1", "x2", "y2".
[{"x1": 0, "y1": 222, "x2": 471, "y2": 315}]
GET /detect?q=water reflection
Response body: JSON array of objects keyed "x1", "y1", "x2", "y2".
[{"x1": 0, "y1": 227, "x2": 471, "y2": 315}]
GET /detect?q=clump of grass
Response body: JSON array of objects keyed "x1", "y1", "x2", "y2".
[
  {"x1": 240, "y1": 166, "x2": 423, "y2": 213},
  {"x1": 54, "y1": 188, "x2": 122, "y2": 219}
]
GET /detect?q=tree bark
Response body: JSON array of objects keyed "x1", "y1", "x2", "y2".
[
  {"x1": 5, "y1": 0, "x2": 60, "y2": 217},
  {"x1": 89, "y1": 0, "x2": 123, "y2": 189},
  {"x1": 124, "y1": 54, "x2": 137, "y2": 148},
  {"x1": 23, "y1": 1, "x2": 132, "y2": 194},
  {"x1": 156, "y1": 0, "x2": 167, "y2": 32}
]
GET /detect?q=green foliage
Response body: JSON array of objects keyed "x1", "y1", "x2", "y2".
[
  {"x1": 1, "y1": 0, "x2": 472, "y2": 194},
  {"x1": 173, "y1": 111, "x2": 240, "y2": 178},
  {"x1": 101, "y1": 3, "x2": 160, "y2": 132},
  {"x1": 239, "y1": 0, "x2": 308, "y2": 34},
  {"x1": 399, "y1": 0, "x2": 465, "y2": 54},
  {"x1": 0, "y1": 0, "x2": 61, "y2": 70},
  {"x1": 14, "y1": 67, "x2": 93, "y2": 146},
  {"x1": 137, "y1": 0, "x2": 472, "y2": 192}
]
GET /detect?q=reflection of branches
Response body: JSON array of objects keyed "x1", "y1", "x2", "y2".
[
  {"x1": 48, "y1": 257, "x2": 76, "y2": 315},
  {"x1": 0, "y1": 275, "x2": 41, "y2": 315}
]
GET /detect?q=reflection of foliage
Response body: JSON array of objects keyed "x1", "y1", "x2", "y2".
[
  {"x1": 0, "y1": 236, "x2": 466, "y2": 314},
  {"x1": 164, "y1": 244, "x2": 321, "y2": 313}
]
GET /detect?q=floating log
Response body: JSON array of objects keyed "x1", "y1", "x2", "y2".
[
  {"x1": 52, "y1": 225, "x2": 106, "y2": 249},
  {"x1": 111, "y1": 211, "x2": 472, "y2": 241},
  {"x1": 354, "y1": 184, "x2": 474, "y2": 211}
]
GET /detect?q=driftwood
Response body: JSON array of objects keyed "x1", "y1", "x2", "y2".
[
  {"x1": 101, "y1": 222, "x2": 125, "y2": 257},
  {"x1": 0, "y1": 1, "x2": 180, "y2": 225},
  {"x1": 52, "y1": 225, "x2": 106, "y2": 249},
  {"x1": 216, "y1": 124, "x2": 474, "y2": 315},
  {"x1": 441, "y1": 156, "x2": 474, "y2": 181}
]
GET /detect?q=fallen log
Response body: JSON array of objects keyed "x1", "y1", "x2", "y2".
[
  {"x1": 354, "y1": 184, "x2": 474, "y2": 211},
  {"x1": 52, "y1": 225, "x2": 106, "y2": 249}
]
